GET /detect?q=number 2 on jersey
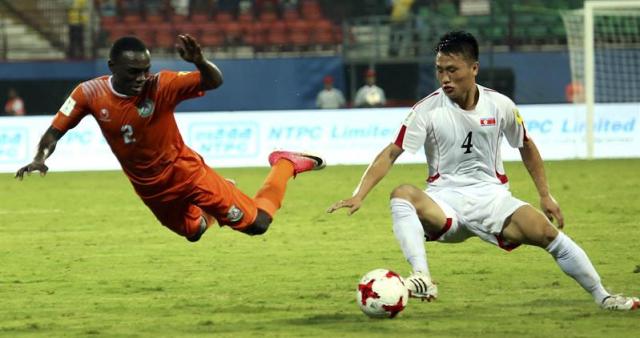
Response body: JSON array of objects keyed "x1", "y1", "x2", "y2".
[
  {"x1": 461, "y1": 131, "x2": 473, "y2": 154},
  {"x1": 121, "y1": 124, "x2": 136, "y2": 144}
]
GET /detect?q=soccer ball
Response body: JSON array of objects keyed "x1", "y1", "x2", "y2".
[{"x1": 356, "y1": 268, "x2": 409, "y2": 318}]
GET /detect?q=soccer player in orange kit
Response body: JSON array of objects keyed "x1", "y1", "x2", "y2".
[{"x1": 15, "y1": 35, "x2": 325, "y2": 241}]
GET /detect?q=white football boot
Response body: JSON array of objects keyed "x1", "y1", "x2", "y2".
[
  {"x1": 600, "y1": 294, "x2": 640, "y2": 311},
  {"x1": 405, "y1": 271, "x2": 438, "y2": 302}
]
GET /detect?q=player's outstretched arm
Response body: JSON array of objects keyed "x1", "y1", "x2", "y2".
[
  {"x1": 519, "y1": 137, "x2": 565, "y2": 228},
  {"x1": 176, "y1": 34, "x2": 223, "y2": 90},
  {"x1": 15, "y1": 126, "x2": 65, "y2": 180},
  {"x1": 327, "y1": 143, "x2": 403, "y2": 215}
]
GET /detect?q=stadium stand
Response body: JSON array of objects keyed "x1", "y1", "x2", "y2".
[{"x1": 0, "y1": 0, "x2": 593, "y2": 60}]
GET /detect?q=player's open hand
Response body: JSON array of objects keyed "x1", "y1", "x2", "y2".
[
  {"x1": 541, "y1": 194, "x2": 564, "y2": 228},
  {"x1": 177, "y1": 34, "x2": 205, "y2": 65},
  {"x1": 15, "y1": 161, "x2": 48, "y2": 180},
  {"x1": 327, "y1": 197, "x2": 363, "y2": 216}
]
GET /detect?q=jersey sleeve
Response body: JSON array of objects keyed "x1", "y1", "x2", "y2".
[
  {"x1": 378, "y1": 87, "x2": 386, "y2": 106},
  {"x1": 501, "y1": 100, "x2": 528, "y2": 148},
  {"x1": 338, "y1": 91, "x2": 346, "y2": 106},
  {"x1": 158, "y1": 70, "x2": 204, "y2": 104},
  {"x1": 393, "y1": 108, "x2": 427, "y2": 153},
  {"x1": 51, "y1": 85, "x2": 90, "y2": 132}
]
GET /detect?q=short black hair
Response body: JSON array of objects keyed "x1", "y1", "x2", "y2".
[
  {"x1": 109, "y1": 36, "x2": 148, "y2": 61},
  {"x1": 434, "y1": 31, "x2": 479, "y2": 62}
]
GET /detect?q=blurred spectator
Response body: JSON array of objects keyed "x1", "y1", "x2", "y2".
[
  {"x1": 565, "y1": 81, "x2": 585, "y2": 103},
  {"x1": 354, "y1": 69, "x2": 386, "y2": 108},
  {"x1": 316, "y1": 75, "x2": 346, "y2": 109},
  {"x1": 4, "y1": 88, "x2": 26, "y2": 116},
  {"x1": 68, "y1": 0, "x2": 88, "y2": 59},
  {"x1": 171, "y1": 0, "x2": 189, "y2": 16},
  {"x1": 388, "y1": 0, "x2": 415, "y2": 56},
  {"x1": 238, "y1": 0, "x2": 253, "y2": 14}
]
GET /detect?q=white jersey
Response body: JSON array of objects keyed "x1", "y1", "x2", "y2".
[
  {"x1": 393, "y1": 85, "x2": 528, "y2": 189},
  {"x1": 316, "y1": 88, "x2": 346, "y2": 109},
  {"x1": 354, "y1": 84, "x2": 386, "y2": 107}
]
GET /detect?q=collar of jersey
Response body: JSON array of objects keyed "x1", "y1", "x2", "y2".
[
  {"x1": 446, "y1": 84, "x2": 484, "y2": 113},
  {"x1": 108, "y1": 76, "x2": 133, "y2": 98}
]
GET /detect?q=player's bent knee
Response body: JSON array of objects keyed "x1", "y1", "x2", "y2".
[
  {"x1": 541, "y1": 224, "x2": 559, "y2": 246},
  {"x1": 390, "y1": 184, "x2": 419, "y2": 201},
  {"x1": 241, "y1": 210, "x2": 272, "y2": 236}
]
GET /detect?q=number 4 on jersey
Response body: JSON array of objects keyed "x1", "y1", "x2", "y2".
[{"x1": 461, "y1": 131, "x2": 473, "y2": 154}]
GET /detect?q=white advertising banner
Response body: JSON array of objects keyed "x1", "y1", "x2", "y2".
[{"x1": 0, "y1": 103, "x2": 638, "y2": 173}]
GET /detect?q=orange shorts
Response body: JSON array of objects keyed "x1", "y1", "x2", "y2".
[{"x1": 142, "y1": 166, "x2": 258, "y2": 238}]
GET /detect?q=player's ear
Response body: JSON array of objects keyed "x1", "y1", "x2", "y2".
[
  {"x1": 107, "y1": 59, "x2": 115, "y2": 72},
  {"x1": 471, "y1": 61, "x2": 479, "y2": 77}
]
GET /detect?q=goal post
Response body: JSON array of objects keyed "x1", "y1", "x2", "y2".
[{"x1": 562, "y1": 0, "x2": 640, "y2": 158}]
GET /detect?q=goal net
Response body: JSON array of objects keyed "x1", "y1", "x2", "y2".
[{"x1": 561, "y1": 0, "x2": 640, "y2": 157}]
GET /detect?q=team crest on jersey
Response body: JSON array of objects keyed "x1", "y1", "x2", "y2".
[
  {"x1": 137, "y1": 98, "x2": 155, "y2": 118},
  {"x1": 98, "y1": 108, "x2": 111, "y2": 122},
  {"x1": 226, "y1": 205, "x2": 244, "y2": 223},
  {"x1": 479, "y1": 117, "x2": 496, "y2": 126}
]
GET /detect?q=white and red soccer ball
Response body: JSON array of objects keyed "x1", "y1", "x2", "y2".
[{"x1": 357, "y1": 268, "x2": 409, "y2": 318}]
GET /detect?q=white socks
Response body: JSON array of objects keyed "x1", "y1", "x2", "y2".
[
  {"x1": 391, "y1": 197, "x2": 609, "y2": 303},
  {"x1": 390, "y1": 198, "x2": 430, "y2": 276},
  {"x1": 546, "y1": 231, "x2": 610, "y2": 304}
]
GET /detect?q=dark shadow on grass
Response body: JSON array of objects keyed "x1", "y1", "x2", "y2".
[
  {"x1": 275, "y1": 313, "x2": 430, "y2": 336},
  {"x1": 283, "y1": 313, "x2": 365, "y2": 325}
]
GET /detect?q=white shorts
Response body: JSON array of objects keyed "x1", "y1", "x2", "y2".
[{"x1": 425, "y1": 184, "x2": 528, "y2": 251}]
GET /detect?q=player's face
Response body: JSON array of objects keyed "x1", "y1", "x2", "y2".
[
  {"x1": 109, "y1": 50, "x2": 151, "y2": 96},
  {"x1": 435, "y1": 52, "x2": 478, "y2": 101}
]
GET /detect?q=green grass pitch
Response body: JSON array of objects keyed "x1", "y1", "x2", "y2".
[{"x1": 1, "y1": 159, "x2": 638, "y2": 337}]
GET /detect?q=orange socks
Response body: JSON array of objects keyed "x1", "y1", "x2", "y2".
[{"x1": 254, "y1": 160, "x2": 295, "y2": 217}]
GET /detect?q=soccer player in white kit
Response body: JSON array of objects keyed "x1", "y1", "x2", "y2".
[{"x1": 328, "y1": 31, "x2": 638, "y2": 311}]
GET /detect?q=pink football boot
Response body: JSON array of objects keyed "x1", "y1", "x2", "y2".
[{"x1": 268, "y1": 151, "x2": 326, "y2": 176}]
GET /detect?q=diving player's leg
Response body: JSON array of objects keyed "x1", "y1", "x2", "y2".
[
  {"x1": 143, "y1": 197, "x2": 207, "y2": 241},
  {"x1": 252, "y1": 151, "x2": 326, "y2": 217},
  {"x1": 193, "y1": 151, "x2": 325, "y2": 236},
  {"x1": 190, "y1": 167, "x2": 261, "y2": 235},
  {"x1": 243, "y1": 150, "x2": 326, "y2": 234}
]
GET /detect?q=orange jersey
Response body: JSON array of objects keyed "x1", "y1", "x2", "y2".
[{"x1": 52, "y1": 70, "x2": 206, "y2": 198}]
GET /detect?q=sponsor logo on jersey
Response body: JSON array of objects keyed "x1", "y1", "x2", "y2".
[
  {"x1": 177, "y1": 71, "x2": 190, "y2": 76},
  {"x1": 480, "y1": 117, "x2": 496, "y2": 126},
  {"x1": 226, "y1": 205, "x2": 244, "y2": 223},
  {"x1": 59, "y1": 97, "x2": 76, "y2": 116},
  {"x1": 98, "y1": 108, "x2": 111, "y2": 122},
  {"x1": 137, "y1": 98, "x2": 155, "y2": 118}
]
